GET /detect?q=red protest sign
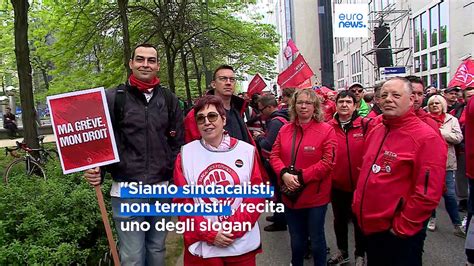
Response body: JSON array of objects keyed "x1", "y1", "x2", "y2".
[
  {"x1": 47, "y1": 87, "x2": 119, "y2": 174},
  {"x1": 247, "y1": 73, "x2": 267, "y2": 97},
  {"x1": 284, "y1": 39, "x2": 299, "y2": 60},
  {"x1": 277, "y1": 54, "x2": 314, "y2": 89},
  {"x1": 448, "y1": 59, "x2": 474, "y2": 89}
]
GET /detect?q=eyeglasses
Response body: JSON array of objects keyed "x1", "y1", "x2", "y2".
[
  {"x1": 217, "y1": 76, "x2": 236, "y2": 83},
  {"x1": 296, "y1": 101, "x2": 314, "y2": 106},
  {"x1": 350, "y1": 89, "x2": 364, "y2": 93},
  {"x1": 196, "y1": 112, "x2": 220, "y2": 125}
]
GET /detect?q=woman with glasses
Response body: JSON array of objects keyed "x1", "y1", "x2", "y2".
[
  {"x1": 270, "y1": 88, "x2": 337, "y2": 266},
  {"x1": 174, "y1": 95, "x2": 264, "y2": 265}
]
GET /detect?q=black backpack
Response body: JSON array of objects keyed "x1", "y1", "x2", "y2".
[{"x1": 113, "y1": 84, "x2": 177, "y2": 138}]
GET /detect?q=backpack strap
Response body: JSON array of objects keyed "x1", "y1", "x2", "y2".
[
  {"x1": 160, "y1": 85, "x2": 177, "y2": 138},
  {"x1": 272, "y1": 116, "x2": 289, "y2": 125},
  {"x1": 113, "y1": 84, "x2": 127, "y2": 130}
]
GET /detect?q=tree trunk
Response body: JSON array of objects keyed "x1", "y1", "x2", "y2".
[
  {"x1": 40, "y1": 67, "x2": 49, "y2": 91},
  {"x1": 180, "y1": 48, "x2": 192, "y2": 104},
  {"x1": 189, "y1": 43, "x2": 202, "y2": 97},
  {"x1": 11, "y1": 0, "x2": 39, "y2": 153},
  {"x1": 118, "y1": 0, "x2": 131, "y2": 77},
  {"x1": 165, "y1": 47, "x2": 176, "y2": 92}
]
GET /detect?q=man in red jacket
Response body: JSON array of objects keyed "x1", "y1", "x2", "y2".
[
  {"x1": 184, "y1": 65, "x2": 251, "y2": 144},
  {"x1": 352, "y1": 77, "x2": 447, "y2": 265},
  {"x1": 406, "y1": 75, "x2": 440, "y2": 133}
]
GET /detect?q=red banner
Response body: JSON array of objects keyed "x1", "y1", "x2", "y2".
[
  {"x1": 247, "y1": 73, "x2": 267, "y2": 97},
  {"x1": 47, "y1": 87, "x2": 119, "y2": 174},
  {"x1": 277, "y1": 54, "x2": 314, "y2": 89},
  {"x1": 295, "y1": 78, "x2": 312, "y2": 89},
  {"x1": 448, "y1": 59, "x2": 474, "y2": 89},
  {"x1": 284, "y1": 39, "x2": 299, "y2": 60}
]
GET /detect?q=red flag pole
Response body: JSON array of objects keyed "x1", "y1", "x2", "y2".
[{"x1": 95, "y1": 185, "x2": 121, "y2": 266}]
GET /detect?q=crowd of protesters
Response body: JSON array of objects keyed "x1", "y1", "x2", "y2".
[{"x1": 84, "y1": 44, "x2": 473, "y2": 266}]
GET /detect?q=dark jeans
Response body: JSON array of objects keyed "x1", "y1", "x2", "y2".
[
  {"x1": 466, "y1": 178, "x2": 474, "y2": 263},
  {"x1": 331, "y1": 188, "x2": 367, "y2": 257},
  {"x1": 264, "y1": 158, "x2": 286, "y2": 226},
  {"x1": 366, "y1": 229, "x2": 426, "y2": 266},
  {"x1": 4, "y1": 123, "x2": 17, "y2": 137},
  {"x1": 285, "y1": 204, "x2": 327, "y2": 266}
]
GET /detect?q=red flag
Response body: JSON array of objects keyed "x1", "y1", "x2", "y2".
[
  {"x1": 448, "y1": 59, "x2": 474, "y2": 89},
  {"x1": 247, "y1": 73, "x2": 267, "y2": 97},
  {"x1": 284, "y1": 39, "x2": 299, "y2": 60},
  {"x1": 295, "y1": 78, "x2": 312, "y2": 89},
  {"x1": 277, "y1": 54, "x2": 314, "y2": 89}
]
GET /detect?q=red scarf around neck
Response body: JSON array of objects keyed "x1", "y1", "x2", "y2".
[
  {"x1": 129, "y1": 74, "x2": 160, "y2": 93},
  {"x1": 430, "y1": 113, "x2": 446, "y2": 128}
]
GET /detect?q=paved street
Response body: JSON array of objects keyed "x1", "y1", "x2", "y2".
[
  {"x1": 256, "y1": 202, "x2": 466, "y2": 266},
  {"x1": 176, "y1": 201, "x2": 467, "y2": 265}
]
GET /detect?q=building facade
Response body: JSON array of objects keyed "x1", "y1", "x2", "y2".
[{"x1": 332, "y1": 0, "x2": 474, "y2": 90}]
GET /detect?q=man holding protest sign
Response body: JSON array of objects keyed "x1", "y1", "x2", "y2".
[{"x1": 84, "y1": 43, "x2": 184, "y2": 265}]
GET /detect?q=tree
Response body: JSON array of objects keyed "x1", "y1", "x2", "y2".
[{"x1": 11, "y1": 0, "x2": 39, "y2": 151}]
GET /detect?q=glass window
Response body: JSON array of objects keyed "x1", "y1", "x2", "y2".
[
  {"x1": 422, "y1": 76, "x2": 428, "y2": 87},
  {"x1": 439, "y1": 48, "x2": 447, "y2": 67},
  {"x1": 421, "y1": 12, "x2": 428, "y2": 50},
  {"x1": 421, "y1": 54, "x2": 428, "y2": 71},
  {"x1": 430, "y1": 51, "x2": 438, "y2": 69},
  {"x1": 439, "y1": 72, "x2": 447, "y2": 89},
  {"x1": 430, "y1": 74, "x2": 438, "y2": 88},
  {"x1": 414, "y1": 56, "x2": 420, "y2": 72},
  {"x1": 414, "y1": 16, "x2": 420, "y2": 52},
  {"x1": 439, "y1": 1, "x2": 447, "y2": 43},
  {"x1": 430, "y1": 7, "x2": 438, "y2": 47}
]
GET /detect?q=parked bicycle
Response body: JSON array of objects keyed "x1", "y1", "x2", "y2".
[{"x1": 3, "y1": 136, "x2": 59, "y2": 184}]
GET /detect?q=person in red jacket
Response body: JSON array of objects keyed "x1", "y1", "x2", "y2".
[
  {"x1": 464, "y1": 89, "x2": 474, "y2": 265},
  {"x1": 352, "y1": 77, "x2": 447, "y2": 266},
  {"x1": 184, "y1": 65, "x2": 251, "y2": 144},
  {"x1": 327, "y1": 91, "x2": 368, "y2": 266},
  {"x1": 174, "y1": 95, "x2": 264, "y2": 265},
  {"x1": 270, "y1": 88, "x2": 337, "y2": 266},
  {"x1": 406, "y1": 75, "x2": 440, "y2": 133}
]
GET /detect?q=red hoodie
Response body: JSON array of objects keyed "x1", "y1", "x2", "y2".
[
  {"x1": 328, "y1": 116, "x2": 367, "y2": 192},
  {"x1": 352, "y1": 110, "x2": 447, "y2": 237},
  {"x1": 466, "y1": 98, "x2": 474, "y2": 178},
  {"x1": 270, "y1": 120, "x2": 337, "y2": 209}
]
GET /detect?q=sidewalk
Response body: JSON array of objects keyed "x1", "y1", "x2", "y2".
[{"x1": 0, "y1": 134, "x2": 56, "y2": 148}]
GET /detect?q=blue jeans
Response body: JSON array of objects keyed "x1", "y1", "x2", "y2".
[
  {"x1": 285, "y1": 204, "x2": 327, "y2": 266},
  {"x1": 111, "y1": 197, "x2": 170, "y2": 266},
  {"x1": 432, "y1": 170, "x2": 461, "y2": 225}
]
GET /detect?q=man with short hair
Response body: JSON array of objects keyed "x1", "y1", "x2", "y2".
[
  {"x1": 84, "y1": 43, "x2": 184, "y2": 265},
  {"x1": 367, "y1": 82, "x2": 383, "y2": 118},
  {"x1": 352, "y1": 77, "x2": 447, "y2": 265},
  {"x1": 348, "y1": 83, "x2": 370, "y2": 117},
  {"x1": 184, "y1": 65, "x2": 251, "y2": 144},
  {"x1": 445, "y1": 87, "x2": 462, "y2": 113},
  {"x1": 278, "y1": 87, "x2": 295, "y2": 110},
  {"x1": 253, "y1": 93, "x2": 289, "y2": 232},
  {"x1": 3, "y1": 107, "x2": 18, "y2": 138},
  {"x1": 327, "y1": 91, "x2": 368, "y2": 266},
  {"x1": 406, "y1": 75, "x2": 440, "y2": 132}
]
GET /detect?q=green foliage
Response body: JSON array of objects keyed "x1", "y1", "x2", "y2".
[
  {"x1": 0, "y1": 161, "x2": 111, "y2": 264},
  {"x1": 1, "y1": 1, "x2": 279, "y2": 102}
]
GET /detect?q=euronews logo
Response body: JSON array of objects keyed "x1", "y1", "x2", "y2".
[
  {"x1": 338, "y1": 13, "x2": 367, "y2": 29},
  {"x1": 334, "y1": 4, "x2": 369, "y2": 37}
]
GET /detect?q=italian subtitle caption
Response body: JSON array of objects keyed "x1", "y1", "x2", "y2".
[{"x1": 118, "y1": 182, "x2": 284, "y2": 234}]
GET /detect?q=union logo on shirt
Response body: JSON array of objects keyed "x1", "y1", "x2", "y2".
[{"x1": 197, "y1": 163, "x2": 240, "y2": 205}]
